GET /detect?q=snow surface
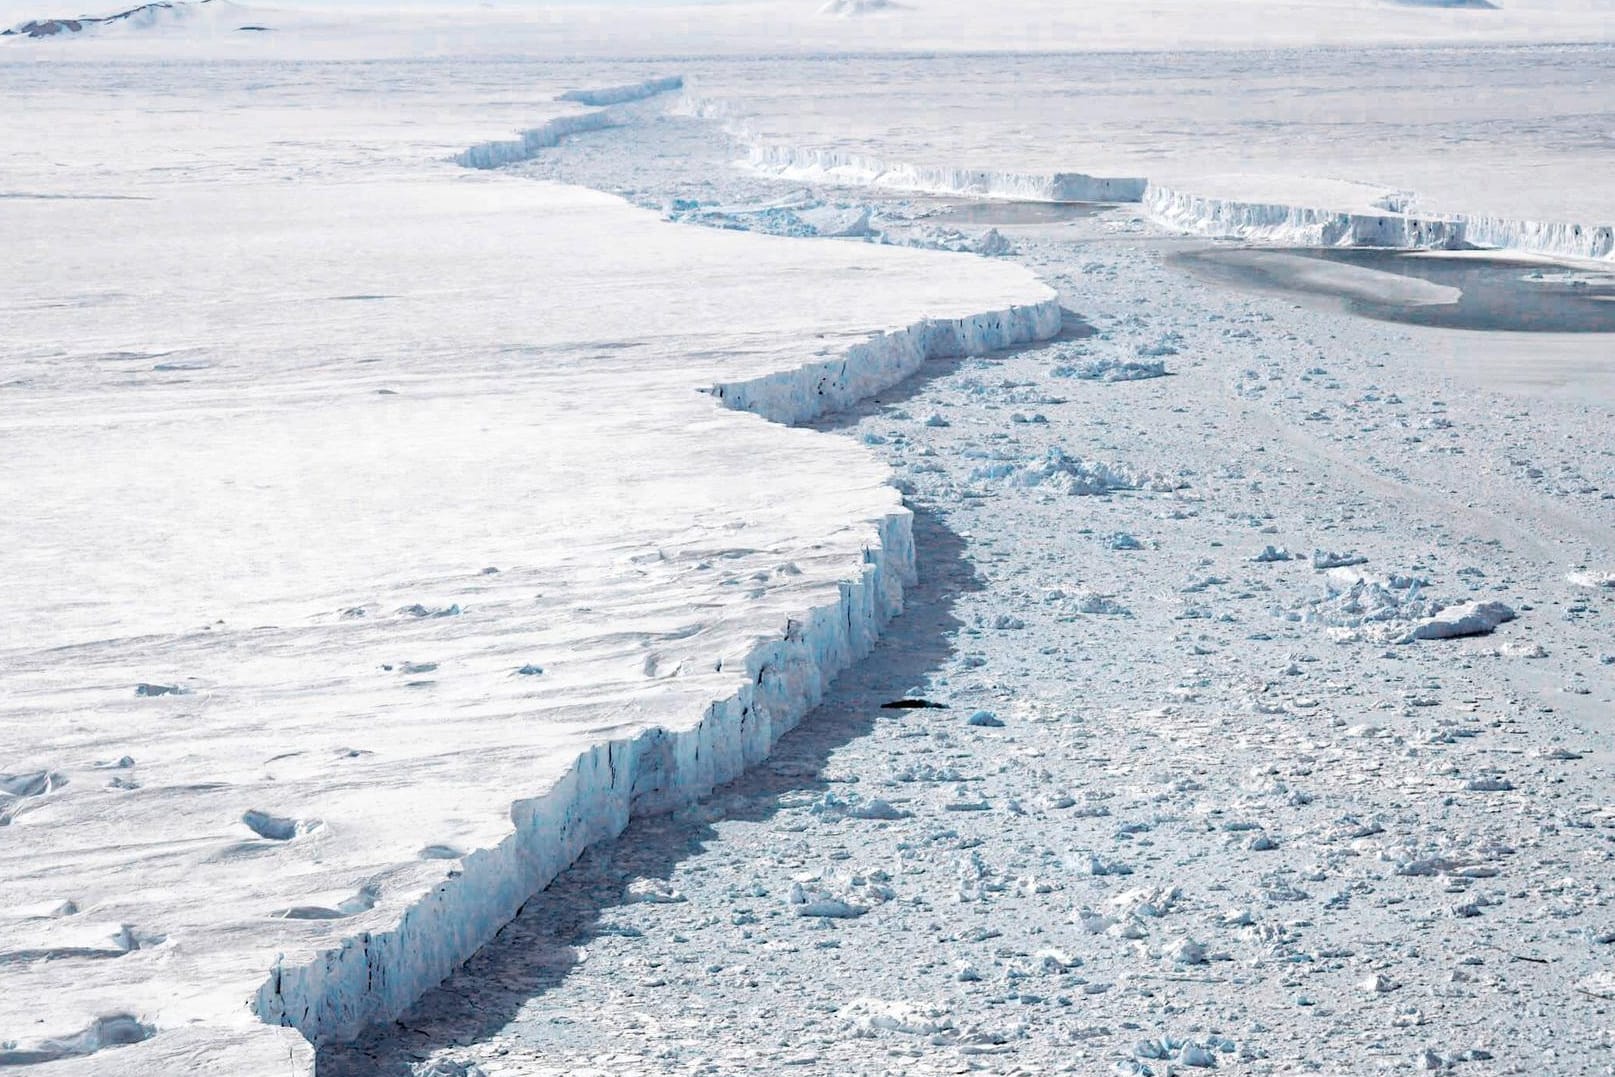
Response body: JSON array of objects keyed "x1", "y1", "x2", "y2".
[{"x1": 0, "y1": 62, "x2": 1054, "y2": 1076}]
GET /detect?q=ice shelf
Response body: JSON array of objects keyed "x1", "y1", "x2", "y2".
[{"x1": 0, "y1": 87, "x2": 1057, "y2": 1077}]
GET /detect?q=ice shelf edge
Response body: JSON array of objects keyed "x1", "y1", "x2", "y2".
[
  {"x1": 681, "y1": 91, "x2": 1612, "y2": 262},
  {"x1": 455, "y1": 110, "x2": 621, "y2": 170},
  {"x1": 1142, "y1": 184, "x2": 1615, "y2": 264},
  {"x1": 249, "y1": 295, "x2": 1064, "y2": 1065}
]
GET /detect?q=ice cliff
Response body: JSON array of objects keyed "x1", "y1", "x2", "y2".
[
  {"x1": 455, "y1": 111, "x2": 620, "y2": 169},
  {"x1": 746, "y1": 142, "x2": 1147, "y2": 203},
  {"x1": 1143, "y1": 184, "x2": 1614, "y2": 263},
  {"x1": 559, "y1": 75, "x2": 684, "y2": 107},
  {"x1": 250, "y1": 245, "x2": 1061, "y2": 1055}
]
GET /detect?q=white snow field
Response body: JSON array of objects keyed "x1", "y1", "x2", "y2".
[
  {"x1": 0, "y1": 58, "x2": 1055, "y2": 1076},
  {"x1": 4, "y1": 3, "x2": 1615, "y2": 1076}
]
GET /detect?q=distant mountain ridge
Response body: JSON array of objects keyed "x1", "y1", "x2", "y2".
[{"x1": 2, "y1": 0, "x2": 262, "y2": 38}]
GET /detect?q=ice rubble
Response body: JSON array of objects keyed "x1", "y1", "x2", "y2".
[
  {"x1": 665, "y1": 190, "x2": 876, "y2": 239},
  {"x1": 973, "y1": 448, "x2": 1184, "y2": 496},
  {"x1": 1287, "y1": 568, "x2": 1517, "y2": 643},
  {"x1": 820, "y1": 0, "x2": 903, "y2": 14}
]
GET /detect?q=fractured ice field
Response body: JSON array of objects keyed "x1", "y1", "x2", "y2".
[{"x1": 4, "y1": 3, "x2": 1615, "y2": 1076}]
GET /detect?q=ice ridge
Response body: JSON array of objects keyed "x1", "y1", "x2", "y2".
[
  {"x1": 457, "y1": 78, "x2": 687, "y2": 169},
  {"x1": 677, "y1": 93, "x2": 1144, "y2": 204},
  {"x1": 708, "y1": 301, "x2": 1064, "y2": 426}
]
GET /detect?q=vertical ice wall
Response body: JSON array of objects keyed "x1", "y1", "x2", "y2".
[
  {"x1": 455, "y1": 111, "x2": 621, "y2": 169},
  {"x1": 1143, "y1": 183, "x2": 1615, "y2": 262},
  {"x1": 253, "y1": 297, "x2": 1063, "y2": 1052},
  {"x1": 745, "y1": 142, "x2": 1147, "y2": 203},
  {"x1": 559, "y1": 75, "x2": 684, "y2": 106}
]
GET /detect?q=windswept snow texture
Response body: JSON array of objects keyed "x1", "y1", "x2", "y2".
[{"x1": 0, "y1": 64, "x2": 1055, "y2": 1077}]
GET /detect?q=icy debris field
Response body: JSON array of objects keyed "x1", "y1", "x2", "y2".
[{"x1": 5, "y1": 4, "x2": 1615, "y2": 1076}]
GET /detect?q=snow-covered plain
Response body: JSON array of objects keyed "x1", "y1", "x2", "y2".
[{"x1": 5, "y1": 3, "x2": 1615, "y2": 1076}]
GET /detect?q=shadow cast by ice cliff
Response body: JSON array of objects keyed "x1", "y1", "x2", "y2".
[{"x1": 315, "y1": 503, "x2": 979, "y2": 1076}]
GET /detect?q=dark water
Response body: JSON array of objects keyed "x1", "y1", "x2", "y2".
[
  {"x1": 1173, "y1": 247, "x2": 1615, "y2": 333},
  {"x1": 921, "y1": 200, "x2": 1109, "y2": 227}
]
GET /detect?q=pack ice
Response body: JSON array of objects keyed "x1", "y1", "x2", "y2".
[{"x1": 0, "y1": 65, "x2": 1057, "y2": 1076}]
